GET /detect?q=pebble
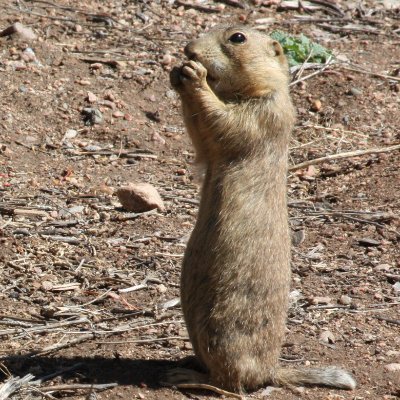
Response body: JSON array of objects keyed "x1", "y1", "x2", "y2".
[
  {"x1": 99, "y1": 100, "x2": 116, "y2": 110},
  {"x1": 393, "y1": 282, "x2": 400, "y2": 293},
  {"x1": 339, "y1": 295, "x2": 352, "y2": 305},
  {"x1": 21, "y1": 48, "x2": 37, "y2": 63},
  {"x1": 0, "y1": 22, "x2": 37, "y2": 41},
  {"x1": 87, "y1": 91, "x2": 97, "y2": 103},
  {"x1": 255, "y1": 17, "x2": 276, "y2": 24},
  {"x1": 77, "y1": 79, "x2": 91, "y2": 86},
  {"x1": 161, "y1": 53, "x2": 173, "y2": 66},
  {"x1": 374, "y1": 263, "x2": 391, "y2": 271},
  {"x1": 89, "y1": 63, "x2": 103, "y2": 70},
  {"x1": 68, "y1": 206, "x2": 85, "y2": 215},
  {"x1": 116, "y1": 182, "x2": 165, "y2": 212},
  {"x1": 309, "y1": 296, "x2": 332, "y2": 305},
  {"x1": 99, "y1": 211, "x2": 110, "y2": 222},
  {"x1": 319, "y1": 330, "x2": 335, "y2": 344},
  {"x1": 82, "y1": 108, "x2": 103, "y2": 125},
  {"x1": 310, "y1": 99, "x2": 322, "y2": 112},
  {"x1": 384, "y1": 363, "x2": 400, "y2": 372},
  {"x1": 291, "y1": 229, "x2": 305, "y2": 247},
  {"x1": 8, "y1": 61, "x2": 27, "y2": 71},
  {"x1": 112, "y1": 110, "x2": 124, "y2": 118},
  {"x1": 386, "y1": 350, "x2": 400, "y2": 357},
  {"x1": 83, "y1": 144, "x2": 102, "y2": 152},
  {"x1": 374, "y1": 293, "x2": 383, "y2": 300},
  {"x1": 156, "y1": 284, "x2": 167, "y2": 293},
  {"x1": 151, "y1": 132, "x2": 166, "y2": 146},
  {"x1": 41, "y1": 281, "x2": 53, "y2": 291},
  {"x1": 62, "y1": 129, "x2": 78, "y2": 142},
  {"x1": 358, "y1": 237, "x2": 381, "y2": 247},
  {"x1": 183, "y1": 341, "x2": 193, "y2": 350},
  {"x1": 260, "y1": 386, "x2": 282, "y2": 397},
  {"x1": 13, "y1": 229, "x2": 30, "y2": 236},
  {"x1": 348, "y1": 87, "x2": 363, "y2": 96}
]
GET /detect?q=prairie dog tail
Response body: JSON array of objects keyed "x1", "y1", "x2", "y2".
[{"x1": 275, "y1": 366, "x2": 356, "y2": 390}]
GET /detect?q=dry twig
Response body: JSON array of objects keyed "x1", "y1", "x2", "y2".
[{"x1": 289, "y1": 144, "x2": 400, "y2": 171}]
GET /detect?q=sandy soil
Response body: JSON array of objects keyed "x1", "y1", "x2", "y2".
[{"x1": 0, "y1": 0, "x2": 399, "y2": 399}]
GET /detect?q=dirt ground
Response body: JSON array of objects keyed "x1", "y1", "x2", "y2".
[{"x1": 0, "y1": 0, "x2": 399, "y2": 399}]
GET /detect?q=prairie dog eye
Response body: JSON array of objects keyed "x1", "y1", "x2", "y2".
[{"x1": 228, "y1": 32, "x2": 246, "y2": 44}]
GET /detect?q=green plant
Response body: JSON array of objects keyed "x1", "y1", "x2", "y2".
[{"x1": 270, "y1": 31, "x2": 333, "y2": 67}]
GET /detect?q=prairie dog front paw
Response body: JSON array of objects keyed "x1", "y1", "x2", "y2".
[{"x1": 170, "y1": 61, "x2": 208, "y2": 93}]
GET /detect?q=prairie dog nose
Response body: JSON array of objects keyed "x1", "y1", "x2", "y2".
[{"x1": 184, "y1": 43, "x2": 198, "y2": 60}]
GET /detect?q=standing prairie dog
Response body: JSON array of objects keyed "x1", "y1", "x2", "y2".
[{"x1": 169, "y1": 26, "x2": 356, "y2": 393}]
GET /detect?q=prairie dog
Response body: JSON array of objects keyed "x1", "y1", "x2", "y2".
[{"x1": 169, "y1": 26, "x2": 356, "y2": 393}]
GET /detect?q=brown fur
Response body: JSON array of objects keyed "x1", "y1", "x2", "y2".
[{"x1": 168, "y1": 26, "x2": 356, "y2": 393}]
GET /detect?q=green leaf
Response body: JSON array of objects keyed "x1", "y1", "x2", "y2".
[{"x1": 270, "y1": 31, "x2": 333, "y2": 67}]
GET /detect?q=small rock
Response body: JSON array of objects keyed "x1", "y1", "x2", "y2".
[
  {"x1": 309, "y1": 296, "x2": 332, "y2": 305},
  {"x1": 348, "y1": 87, "x2": 363, "y2": 96},
  {"x1": 156, "y1": 284, "x2": 167, "y2": 293},
  {"x1": 83, "y1": 144, "x2": 102, "y2": 152},
  {"x1": 89, "y1": 63, "x2": 103, "y2": 70},
  {"x1": 8, "y1": 60, "x2": 27, "y2": 71},
  {"x1": 291, "y1": 386, "x2": 305, "y2": 395},
  {"x1": 374, "y1": 263, "x2": 391, "y2": 271},
  {"x1": 374, "y1": 292, "x2": 384, "y2": 300},
  {"x1": 13, "y1": 229, "x2": 30, "y2": 236},
  {"x1": 386, "y1": 350, "x2": 400, "y2": 357},
  {"x1": 358, "y1": 237, "x2": 381, "y2": 247},
  {"x1": 0, "y1": 22, "x2": 37, "y2": 41},
  {"x1": 116, "y1": 182, "x2": 165, "y2": 212},
  {"x1": 68, "y1": 206, "x2": 84, "y2": 215},
  {"x1": 21, "y1": 48, "x2": 37, "y2": 63},
  {"x1": 87, "y1": 91, "x2": 97, "y2": 103},
  {"x1": 183, "y1": 341, "x2": 193, "y2": 350},
  {"x1": 303, "y1": 165, "x2": 318, "y2": 177},
  {"x1": 62, "y1": 129, "x2": 78, "y2": 142},
  {"x1": 82, "y1": 108, "x2": 103, "y2": 125},
  {"x1": 41, "y1": 281, "x2": 53, "y2": 291},
  {"x1": 319, "y1": 330, "x2": 335, "y2": 344},
  {"x1": 165, "y1": 89, "x2": 176, "y2": 99},
  {"x1": 310, "y1": 99, "x2": 322, "y2": 112},
  {"x1": 77, "y1": 79, "x2": 91, "y2": 86},
  {"x1": 112, "y1": 110, "x2": 124, "y2": 118},
  {"x1": 291, "y1": 229, "x2": 305, "y2": 247},
  {"x1": 261, "y1": 386, "x2": 282, "y2": 397},
  {"x1": 384, "y1": 363, "x2": 400, "y2": 372},
  {"x1": 96, "y1": 184, "x2": 114, "y2": 195},
  {"x1": 289, "y1": 289, "x2": 302, "y2": 306},
  {"x1": 99, "y1": 100, "x2": 116, "y2": 110},
  {"x1": 151, "y1": 132, "x2": 166, "y2": 146},
  {"x1": 160, "y1": 297, "x2": 180, "y2": 310},
  {"x1": 161, "y1": 53, "x2": 173, "y2": 66},
  {"x1": 339, "y1": 295, "x2": 352, "y2": 305},
  {"x1": 255, "y1": 18, "x2": 276, "y2": 24},
  {"x1": 393, "y1": 282, "x2": 400, "y2": 293},
  {"x1": 99, "y1": 211, "x2": 110, "y2": 222}
]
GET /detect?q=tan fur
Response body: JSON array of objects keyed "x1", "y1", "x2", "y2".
[{"x1": 169, "y1": 26, "x2": 356, "y2": 393}]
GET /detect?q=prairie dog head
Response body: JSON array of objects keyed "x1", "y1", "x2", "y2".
[{"x1": 184, "y1": 26, "x2": 290, "y2": 101}]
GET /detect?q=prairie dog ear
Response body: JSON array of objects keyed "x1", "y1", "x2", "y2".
[
  {"x1": 272, "y1": 40, "x2": 283, "y2": 57},
  {"x1": 271, "y1": 40, "x2": 288, "y2": 68}
]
